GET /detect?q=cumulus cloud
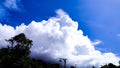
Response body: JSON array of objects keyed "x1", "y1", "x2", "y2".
[{"x1": 0, "y1": 9, "x2": 120, "y2": 67}]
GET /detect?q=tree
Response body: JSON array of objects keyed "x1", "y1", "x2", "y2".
[
  {"x1": 101, "y1": 64, "x2": 108, "y2": 68},
  {"x1": 0, "y1": 33, "x2": 61, "y2": 68},
  {"x1": 101, "y1": 63, "x2": 117, "y2": 68},
  {"x1": 6, "y1": 33, "x2": 32, "y2": 57},
  {"x1": 108, "y1": 63, "x2": 117, "y2": 68},
  {"x1": 0, "y1": 33, "x2": 33, "y2": 68},
  {"x1": 92, "y1": 66, "x2": 95, "y2": 68},
  {"x1": 59, "y1": 58, "x2": 67, "y2": 68},
  {"x1": 70, "y1": 66, "x2": 76, "y2": 68}
]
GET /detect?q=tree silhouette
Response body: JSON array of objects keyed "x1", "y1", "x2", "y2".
[
  {"x1": 6, "y1": 33, "x2": 32, "y2": 57},
  {"x1": 70, "y1": 66, "x2": 76, "y2": 68},
  {"x1": 0, "y1": 33, "x2": 61, "y2": 68},
  {"x1": 101, "y1": 63, "x2": 117, "y2": 68},
  {"x1": 0, "y1": 33, "x2": 33, "y2": 68},
  {"x1": 59, "y1": 58, "x2": 67, "y2": 68}
]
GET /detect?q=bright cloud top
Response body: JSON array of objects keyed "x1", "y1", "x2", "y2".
[{"x1": 0, "y1": 9, "x2": 119, "y2": 67}]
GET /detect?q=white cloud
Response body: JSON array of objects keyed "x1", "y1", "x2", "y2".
[
  {"x1": 0, "y1": 23, "x2": 15, "y2": 47},
  {"x1": 92, "y1": 40, "x2": 103, "y2": 46},
  {"x1": 0, "y1": 9, "x2": 119, "y2": 67}
]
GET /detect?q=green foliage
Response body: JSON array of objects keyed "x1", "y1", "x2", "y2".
[
  {"x1": 6, "y1": 33, "x2": 33, "y2": 57},
  {"x1": 0, "y1": 33, "x2": 60, "y2": 68}
]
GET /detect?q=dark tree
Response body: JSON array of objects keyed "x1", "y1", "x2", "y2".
[
  {"x1": 101, "y1": 63, "x2": 117, "y2": 68},
  {"x1": 0, "y1": 33, "x2": 61, "y2": 68},
  {"x1": 59, "y1": 58, "x2": 67, "y2": 68},
  {"x1": 70, "y1": 66, "x2": 76, "y2": 68},
  {"x1": 108, "y1": 63, "x2": 117, "y2": 68},
  {"x1": 92, "y1": 66, "x2": 95, "y2": 68},
  {"x1": 6, "y1": 33, "x2": 32, "y2": 57},
  {"x1": 0, "y1": 33, "x2": 33, "y2": 68},
  {"x1": 101, "y1": 64, "x2": 108, "y2": 68}
]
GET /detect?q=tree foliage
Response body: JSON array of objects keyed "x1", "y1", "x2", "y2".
[
  {"x1": 6, "y1": 33, "x2": 32, "y2": 57},
  {"x1": 101, "y1": 63, "x2": 120, "y2": 68},
  {"x1": 0, "y1": 33, "x2": 60, "y2": 68}
]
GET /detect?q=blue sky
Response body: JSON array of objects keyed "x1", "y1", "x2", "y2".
[
  {"x1": 1, "y1": 0, "x2": 120, "y2": 59},
  {"x1": 1, "y1": 0, "x2": 120, "y2": 66}
]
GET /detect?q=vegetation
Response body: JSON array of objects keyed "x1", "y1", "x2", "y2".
[
  {"x1": 0, "y1": 33, "x2": 120, "y2": 68},
  {"x1": 0, "y1": 33, "x2": 60, "y2": 68},
  {"x1": 100, "y1": 63, "x2": 120, "y2": 68}
]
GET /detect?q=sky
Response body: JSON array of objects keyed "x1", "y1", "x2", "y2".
[{"x1": 0, "y1": 0, "x2": 120, "y2": 67}]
